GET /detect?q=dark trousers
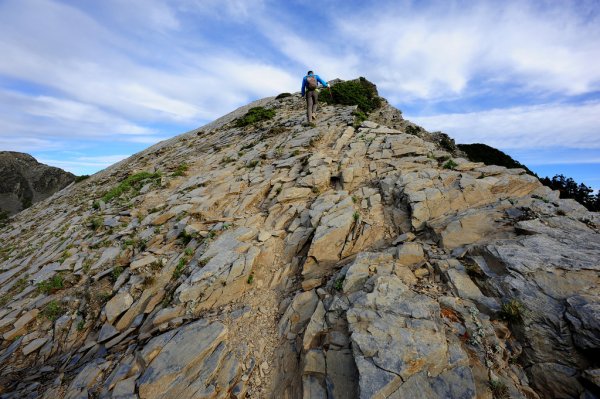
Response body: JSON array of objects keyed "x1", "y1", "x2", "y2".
[{"x1": 306, "y1": 90, "x2": 319, "y2": 122}]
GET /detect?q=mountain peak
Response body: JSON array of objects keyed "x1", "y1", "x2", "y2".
[{"x1": 0, "y1": 79, "x2": 599, "y2": 398}]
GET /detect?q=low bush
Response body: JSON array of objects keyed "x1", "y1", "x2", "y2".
[
  {"x1": 235, "y1": 107, "x2": 276, "y2": 127},
  {"x1": 318, "y1": 77, "x2": 382, "y2": 113},
  {"x1": 275, "y1": 92, "x2": 292, "y2": 100}
]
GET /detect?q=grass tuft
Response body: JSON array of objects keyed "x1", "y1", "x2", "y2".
[{"x1": 499, "y1": 298, "x2": 526, "y2": 323}]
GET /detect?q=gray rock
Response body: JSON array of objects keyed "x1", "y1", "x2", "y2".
[
  {"x1": 325, "y1": 349, "x2": 359, "y2": 398},
  {"x1": 98, "y1": 323, "x2": 119, "y2": 343},
  {"x1": 104, "y1": 292, "x2": 134, "y2": 324},
  {"x1": 137, "y1": 319, "x2": 228, "y2": 398},
  {"x1": 348, "y1": 276, "x2": 449, "y2": 394},
  {"x1": 22, "y1": 337, "x2": 49, "y2": 356},
  {"x1": 565, "y1": 295, "x2": 600, "y2": 350}
]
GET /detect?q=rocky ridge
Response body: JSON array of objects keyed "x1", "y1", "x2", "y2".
[
  {"x1": 0, "y1": 81, "x2": 599, "y2": 399},
  {"x1": 0, "y1": 151, "x2": 75, "y2": 216}
]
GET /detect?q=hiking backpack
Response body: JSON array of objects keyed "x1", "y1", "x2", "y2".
[{"x1": 306, "y1": 75, "x2": 318, "y2": 91}]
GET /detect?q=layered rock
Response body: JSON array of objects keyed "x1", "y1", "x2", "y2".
[{"x1": 0, "y1": 80, "x2": 598, "y2": 399}]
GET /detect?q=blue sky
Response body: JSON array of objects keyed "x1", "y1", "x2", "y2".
[{"x1": 0, "y1": 0, "x2": 599, "y2": 191}]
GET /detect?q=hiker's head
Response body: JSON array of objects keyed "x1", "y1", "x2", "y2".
[{"x1": 307, "y1": 70, "x2": 313, "y2": 75}]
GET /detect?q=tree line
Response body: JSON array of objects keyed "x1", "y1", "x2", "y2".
[{"x1": 539, "y1": 175, "x2": 600, "y2": 212}]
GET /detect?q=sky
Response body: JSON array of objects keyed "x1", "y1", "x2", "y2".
[{"x1": 0, "y1": 0, "x2": 599, "y2": 191}]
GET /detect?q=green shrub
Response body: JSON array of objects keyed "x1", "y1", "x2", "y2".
[
  {"x1": 247, "y1": 274, "x2": 254, "y2": 284},
  {"x1": 235, "y1": 107, "x2": 276, "y2": 127},
  {"x1": 353, "y1": 211, "x2": 360, "y2": 222},
  {"x1": 499, "y1": 298, "x2": 526, "y2": 323},
  {"x1": 37, "y1": 275, "x2": 64, "y2": 295},
  {"x1": 275, "y1": 92, "x2": 292, "y2": 100},
  {"x1": 443, "y1": 159, "x2": 458, "y2": 170},
  {"x1": 102, "y1": 171, "x2": 161, "y2": 203},
  {"x1": 42, "y1": 300, "x2": 65, "y2": 321},
  {"x1": 318, "y1": 77, "x2": 381, "y2": 113}
]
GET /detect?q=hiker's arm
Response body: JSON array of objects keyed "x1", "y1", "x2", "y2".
[{"x1": 317, "y1": 75, "x2": 328, "y2": 87}]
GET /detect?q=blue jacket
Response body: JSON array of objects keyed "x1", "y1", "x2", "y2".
[{"x1": 301, "y1": 74, "x2": 328, "y2": 96}]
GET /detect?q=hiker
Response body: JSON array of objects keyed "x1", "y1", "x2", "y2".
[{"x1": 301, "y1": 70, "x2": 329, "y2": 123}]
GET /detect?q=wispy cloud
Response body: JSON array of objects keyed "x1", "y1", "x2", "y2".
[{"x1": 328, "y1": 1, "x2": 600, "y2": 101}]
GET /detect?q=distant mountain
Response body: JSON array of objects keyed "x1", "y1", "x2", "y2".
[
  {"x1": 0, "y1": 151, "x2": 75, "y2": 216},
  {"x1": 457, "y1": 143, "x2": 534, "y2": 174}
]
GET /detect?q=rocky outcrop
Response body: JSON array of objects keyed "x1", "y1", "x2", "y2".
[
  {"x1": 0, "y1": 151, "x2": 75, "y2": 216},
  {"x1": 0, "y1": 80, "x2": 598, "y2": 399}
]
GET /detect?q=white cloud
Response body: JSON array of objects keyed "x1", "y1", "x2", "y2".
[
  {"x1": 0, "y1": 0, "x2": 297, "y2": 156},
  {"x1": 408, "y1": 101, "x2": 600, "y2": 151},
  {"x1": 328, "y1": 1, "x2": 600, "y2": 100}
]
